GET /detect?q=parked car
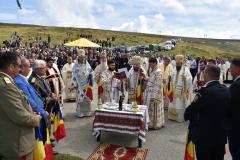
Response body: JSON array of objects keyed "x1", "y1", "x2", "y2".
[
  {"x1": 162, "y1": 44, "x2": 174, "y2": 51},
  {"x1": 149, "y1": 44, "x2": 161, "y2": 51}
]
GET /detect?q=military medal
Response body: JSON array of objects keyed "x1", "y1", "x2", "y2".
[{"x1": 3, "y1": 77, "x2": 12, "y2": 84}]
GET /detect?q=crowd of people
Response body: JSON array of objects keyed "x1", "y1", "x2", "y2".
[
  {"x1": 0, "y1": 44, "x2": 239, "y2": 160},
  {"x1": 1, "y1": 32, "x2": 118, "y2": 49}
]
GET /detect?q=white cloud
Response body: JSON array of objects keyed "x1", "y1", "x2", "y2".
[
  {"x1": 95, "y1": 4, "x2": 116, "y2": 19},
  {"x1": 104, "y1": 4, "x2": 115, "y2": 14},
  {"x1": 228, "y1": 0, "x2": 240, "y2": 8},
  {"x1": 40, "y1": 0, "x2": 98, "y2": 28},
  {"x1": 112, "y1": 11, "x2": 240, "y2": 39},
  {"x1": 163, "y1": 0, "x2": 186, "y2": 13},
  {"x1": 112, "y1": 14, "x2": 165, "y2": 34},
  {"x1": 161, "y1": 22, "x2": 240, "y2": 39},
  {"x1": 187, "y1": 0, "x2": 240, "y2": 9},
  {"x1": 187, "y1": 0, "x2": 224, "y2": 5},
  {"x1": 156, "y1": 25, "x2": 233, "y2": 39}
]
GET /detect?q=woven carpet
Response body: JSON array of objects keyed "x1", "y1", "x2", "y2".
[{"x1": 87, "y1": 144, "x2": 148, "y2": 160}]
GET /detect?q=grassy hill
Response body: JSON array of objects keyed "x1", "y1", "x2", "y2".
[{"x1": 0, "y1": 23, "x2": 240, "y2": 59}]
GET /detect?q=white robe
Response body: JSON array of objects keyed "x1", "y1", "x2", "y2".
[
  {"x1": 101, "y1": 70, "x2": 121, "y2": 103},
  {"x1": 93, "y1": 62, "x2": 108, "y2": 84},
  {"x1": 128, "y1": 66, "x2": 147, "y2": 104},
  {"x1": 61, "y1": 63, "x2": 75, "y2": 100},
  {"x1": 146, "y1": 68, "x2": 164, "y2": 129},
  {"x1": 72, "y1": 60, "x2": 93, "y2": 117},
  {"x1": 168, "y1": 65, "x2": 192, "y2": 122},
  {"x1": 218, "y1": 63, "x2": 227, "y2": 84}
]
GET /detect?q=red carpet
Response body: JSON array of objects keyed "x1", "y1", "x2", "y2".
[{"x1": 87, "y1": 144, "x2": 148, "y2": 160}]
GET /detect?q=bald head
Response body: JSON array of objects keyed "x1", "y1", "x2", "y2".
[{"x1": 20, "y1": 58, "x2": 31, "y2": 77}]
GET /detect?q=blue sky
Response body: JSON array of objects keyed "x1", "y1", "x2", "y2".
[{"x1": 1, "y1": 0, "x2": 240, "y2": 39}]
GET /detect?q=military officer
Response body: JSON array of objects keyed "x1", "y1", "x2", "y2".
[
  {"x1": 0, "y1": 52, "x2": 41, "y2": 160},
  {"x1": 184, "y1": 65, "x2": 230, "y2": 160}
]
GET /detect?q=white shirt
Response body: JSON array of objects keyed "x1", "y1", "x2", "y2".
[
  {"x1": 234, "y1": 75, "x2": 240, "y2": 82},
  {"x1": 190, "y1": 60, "x2": 197, "y2": 69}
]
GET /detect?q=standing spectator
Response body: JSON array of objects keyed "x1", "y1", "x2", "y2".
[
  {"x1": 189, "y1": 57, "x2": 198, "y2": 80},
  {"x1": 0, "y1": 52, "x2": 41, "y2": 160},
  {"x1": 88, "y1": 51, "x2": 98, "y2": 70},
  {"x1": 57, "y1": 52, "x2": 67, "y2": 71},
  {"x1": 14, "y1": 58, "x2": 47, "y2": 120},
  {"x1": 193, "y1": 60, "x2": 206, "y2": 90},
  {"x1": 118, "y1": 53, "x2": 131, "y2": 71},
  {"x1": 48, "y1": 34, "x2": 51, "y2": 48},
  {"x1": 29, "y1": 60, "x2": 56, "y2": 133},
  {"x1": 184, "y1": 65, "x2": 230, "y2": 160},
  {"x1": 227, "y1": 58, "x2": 240, "y2": 160},
  {"x1": 114, "y1": 53, "x2": 121, "y2": 70}
]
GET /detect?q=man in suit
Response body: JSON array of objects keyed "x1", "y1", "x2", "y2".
[
  {"x1": 14, "y1": 58, "x2": 47, "y2": 119},
  {"x1": 28, "y1": 59, "x2": 57, "y2": 113},
  {"x1": 28, "y1": 60, "x2": 57, "y2": 142},
  {"x1": 184, "y1": 65, "x2": 230, "y2": 160},
  {"x1": 227, "y1": 58, "x2": 240, "y2": 160},
  {"x1": 0, "y1": 52, "x2": 41, "y2": 160}
]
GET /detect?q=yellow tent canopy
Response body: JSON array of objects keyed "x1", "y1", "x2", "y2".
[{"x1": 64, "y1": 38, "x2": 100, "y2": 48}]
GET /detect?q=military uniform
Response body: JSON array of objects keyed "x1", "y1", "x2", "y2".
[
  {"x1": 0, "y1": 72, "x2": 38, "y2": 160},
  {"x1": 184, "y1": 80, "x2": 230, "y2": 160}
]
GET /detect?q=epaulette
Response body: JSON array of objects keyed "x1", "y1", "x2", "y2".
[
  {"x1": 3, "y1": 77, "x2": 12, "y2": 85},
  {"x1": 0, "y1": 76, "x2": 13, "y2": 86},
  {"x1": 193, "y1": 92, "x2": 202, "y2": 102}
]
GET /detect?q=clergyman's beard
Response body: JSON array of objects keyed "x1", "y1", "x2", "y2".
[
  {"x1": 176, "y1": 66, "x2": 181, "y2": 71},
  {"x1": 133, "y1": 68, "x2": 139, "y2": 72},
  {"x1": 109, "y1": 68, "x2": 115, "y2": 71}
]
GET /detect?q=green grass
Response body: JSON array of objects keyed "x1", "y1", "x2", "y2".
[
  {"x1": 0, "y1": 22, "x2": 240, "y2": 59},
  {"x1": 56, "y1": 154, "x2": 84, "y2": 160}
]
